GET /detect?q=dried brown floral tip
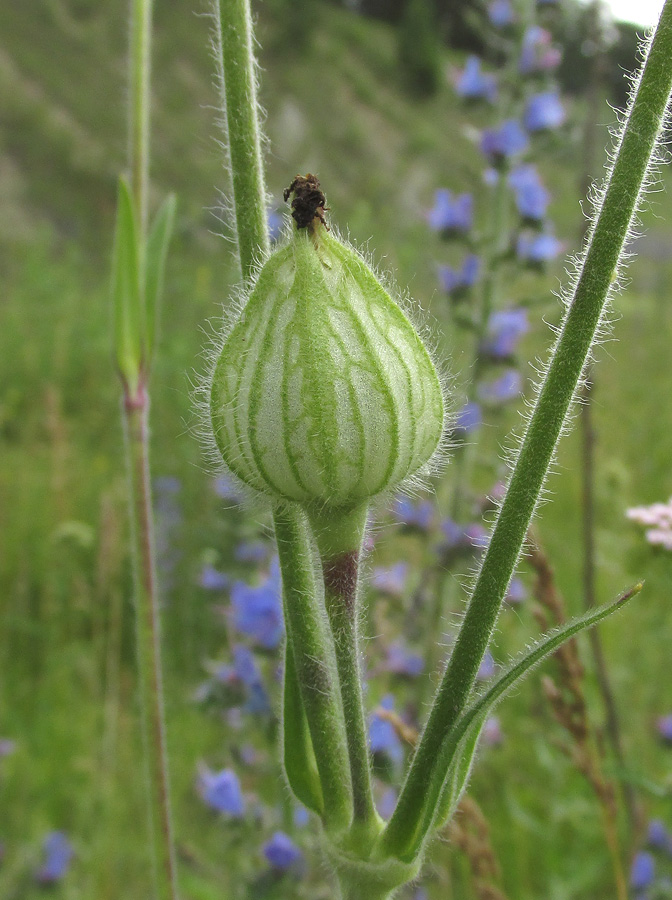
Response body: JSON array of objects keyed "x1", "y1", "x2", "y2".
[{"x1": 283, "y1": 173, "x2": 329, "y2": 230}]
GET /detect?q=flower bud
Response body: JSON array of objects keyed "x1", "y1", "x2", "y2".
[{"x1": 210, "y1": 176, "x2": 444, "y2": 507}]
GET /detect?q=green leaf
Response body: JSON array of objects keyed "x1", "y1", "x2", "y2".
[
  {"x1": 144, "y1": 194, "x2": 176, "y2": 363},
  {"x1": 282, "y1": 638, "x2": 324, "y2": 815},
  {"x1": 112, "y1": 177, "x2": 142, "y2": 392},
  {"x1": 393, "y1": 582, "x2": 642, "y2": 861}
]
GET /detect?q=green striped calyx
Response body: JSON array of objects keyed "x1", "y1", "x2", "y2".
[{"x1": 210, "y1": 217, "x2": 444, "y2": 507}]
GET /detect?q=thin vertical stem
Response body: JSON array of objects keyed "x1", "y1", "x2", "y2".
[
  {"x1": 124, "y1": 393, "x2": 179, "y2": 900},
  {"x1": 274, "y1": 504, "x2": 354, "y2": 833},
  {"x1": 129, "y1": 0, "x2": 152, "y2": 241},
  {"x1": 212, "y1": 0, "x2": 270, "y2": 280}
]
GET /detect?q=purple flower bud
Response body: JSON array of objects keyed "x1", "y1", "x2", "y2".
[
  {"x1": 478, "y1": 370, "x2": 523, "y2": 404},
  {"x1": 0, "y1": 738, "x2": 16, "y2": 759},
  {"x1": 481, "y1": 120, "x2": 529, "y2": 163},
  {"x1": 263, "y1": 831, "x2": 303, "y2": 870},
  {"x1": 231, "y1": 558, "x2": 284, "y2": 649},
  {"x1": 455, "y1": 56, "x2": 497, "y2": 102},
  {"x1": 35, "y1": 832, "x2": 74, "y2": 884},
  {"x1": 524, "y1": 91, "x2": 565, "y2": 132},
  {"x1": 519, "y1": 26, "x2": 561, "y2": 75},
  {"x1": 440, "y1": 517, "x2": 464, "y2": 549},
  {"x1": 488, "y1": 0, "x2": 515, "y2": 27},
  {"x1": 630, "y1": 852, "x2": 655, "y2": 891},
  {"x1": 427, "y1": 189, "x2": 473, "y2": 234},
  {"x1": 198, "y1": 767, "x2": 245, "y2": 817}
]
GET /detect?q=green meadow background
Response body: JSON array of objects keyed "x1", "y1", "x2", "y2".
[{"x1": 1, "y1": 2, "x2": 671, "y2": 898}]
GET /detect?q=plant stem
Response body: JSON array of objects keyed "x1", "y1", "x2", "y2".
[
  {"x1": 311, "y1": 505, "x2": 379, "y2": 839},
  {"x1": 124, "y1": 390, "x2": 179, "y2": 900},
  {"x1": 274, "y1": 503, "x2": 353, "y2": 833},
  {"x1": 129, "y1": 0, "x2": 152, "y2": 242},
  {"x1": 212, "y1": 0, "x2": 270, "y2": 280},
  {"x1": 380, "y1": 5, "x2": 672, "y2": 860}
]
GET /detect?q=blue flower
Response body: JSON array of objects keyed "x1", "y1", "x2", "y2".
[
  {"x1": 384, "y1": 642, "x2": 424, "y2": 677},
  {"x1": 263, "y1": 831, "x2": 303, "y2": 870},
  {"x1": 478, "y1": 370, "x2": 523, "y2": 404},
  {"x1": 524, "y1": 91, "x2": 565, "y2": 131},
  {"x1": 200, "y1": 564, "x2": 230, "y2": 591},
  {"x1": 427, "y1": 189, "x2": 473, "y2": 234},
  {"x1": 481, "y1": 308, "x2": 530, "y2": 359},
  {"x1": 376, "y1": 786, "x2": 398, "y2": 820},
  {"x1": 647, "y1": 819, "x2": 672, "y2": 852},
  {"x1": 391, "y1": 495, "x2": 434, "y2": 531},
  {"x1": 481, "y1": 119, "x2": 529, "y2": 162},
  {"x1": 438, "y1": 254, "x2": 480, "y2": 296},
  {"x1": 212, "y1": 474, "x2": 244, "y2": 503},
  {"x1": 477, "y1": 650, "x2": 496, "y2": 680},
  {"x1": 519, "y1": 26, "x2": 561, "y2": 75},
  {"x1": 481, "y1": 716, "x2": 504, "y2": 747},
  {"x1": 454, "y1": 401, "x2": 482, "y2": 435},
  {"x1": 657, "y1": 713, "x2": 672, "y2": 743},
  {"x1": 371, "y1": 562, "x2": 408, "y2": 597},
  {"x1": 488, "y1": 0, "x2": 514, "y2": 27},
  {"x1": 440, "y1": 517, "x2": 464, "y2": 549},
  {"x1": 508, "y1": 165, "x2": 550, "y2": 221},
  {"x1": 0, "y1": 738, "x2": 15, "y2": 758},
  {"x1": 234, "y1": 540, "x2": 270, "y2": 564},
  {"x1": 505, "y1": 576, "x2": 527, "y2": 605},
  {"x1": 517, "y1": 231, "x2": 564, "y2": 264},
  {"x1": 455, "y1": 56, "x2": 497, "y2": 102},
  {"x1": 231, "y1": 558, "x2": 284, "y2": 649},
  {"x1": 293, "y1": 805, "x2": 310, "y2": 828},
  {"x1": 630, "y1": 852, "x2": 655, "y2": 891},
  {"x1": 369, "y1": 695, "x2": 404, "y2": 764},
  {"x1": 198, "y1": 767, "x2": 245, "y2": 817},
  {"x1": 36, "y1": 832, "x2": 74, "y2": 884},
  {"x1": 267, "y1": 209, "x2": 284, "y2": 243}
]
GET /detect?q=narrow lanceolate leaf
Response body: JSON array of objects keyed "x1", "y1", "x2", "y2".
[
  {"x1": 282, "y1": 639, "x2": 324, "y2": 816},
  {"x1": 387, "y1": 583, "x2": 642, "y2": 861},
  {"x1": 144, "y1": 194, "x2": 177, "y2": 363},
  {"x1": 112, "y1": 177, "x2": 142, "y2": 392},
  {"x1": 210, "y1": 223, "x2": 444, "y2": 506}
]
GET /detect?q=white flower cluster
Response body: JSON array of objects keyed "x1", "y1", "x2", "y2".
[{"x1": 626, "y1": 498, "x2": 672, "y2": 551}]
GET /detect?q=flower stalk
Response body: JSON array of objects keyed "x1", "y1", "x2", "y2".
[{"x1": 113, "y1": 1, "x2": 178, "y2": 897}]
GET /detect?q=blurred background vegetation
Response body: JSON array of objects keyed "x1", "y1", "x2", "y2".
[{"x1": 1, "y1": 1, "x2": 671, "y2": 898}]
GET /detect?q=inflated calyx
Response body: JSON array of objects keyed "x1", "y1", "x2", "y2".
[{"x1": 210, "y1": 175, "x2": 444, "y2": 507}]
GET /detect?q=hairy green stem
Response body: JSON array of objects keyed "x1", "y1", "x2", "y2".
[
  {"x1": 274, "y1": 504, "x2": 353, "y2": 833},
  {"x1": 381, "y1": 5, "x2": 672, "y2": 860},
  {"x1": 311, "y1": 505, "x2": 379, "y2": 839},
  {"x1": 212, "y1": 0, "x2": 270, "y2": 280},
  {"x1": 124, "y1": 394, "x2": 179, "y2": 900},
  {"x1": 129, "y1": 0, "x2": 152, "y2": 242}
]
